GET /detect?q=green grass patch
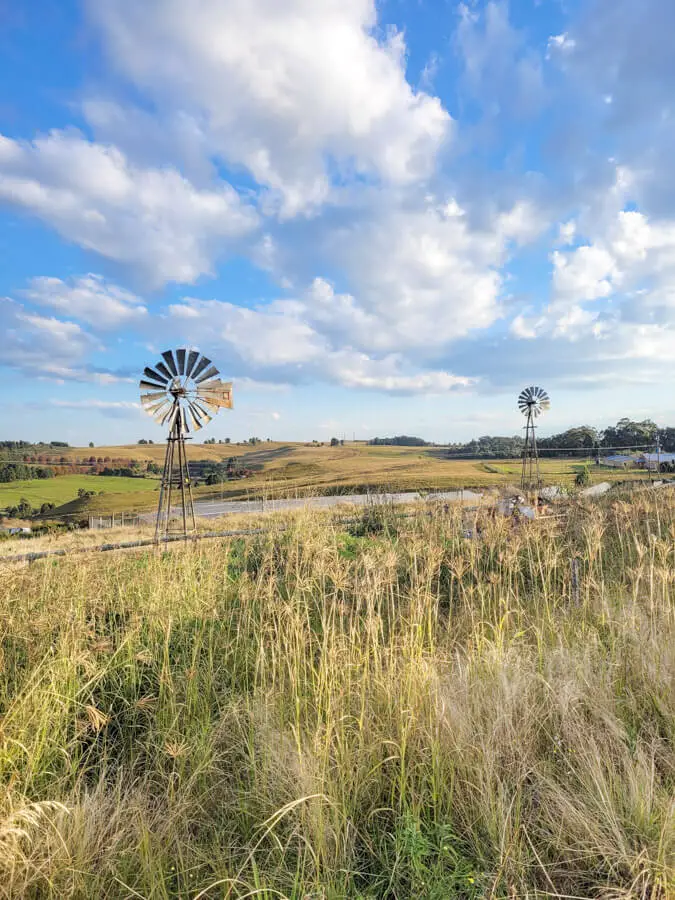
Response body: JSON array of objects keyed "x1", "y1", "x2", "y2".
[{"x1": 0, "y1": 475, "x2": 158, "y2": 510}]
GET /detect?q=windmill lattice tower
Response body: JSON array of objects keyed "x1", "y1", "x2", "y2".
[
  {"x1": 139, "y1": 349, "x2": 233, "y2": 542},
  {"x1": 518, "y1": 386, "x2": 550, "y2": 495}
]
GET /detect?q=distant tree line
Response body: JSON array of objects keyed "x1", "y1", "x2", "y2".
[
  {"x1": 446, "y1": 436, "x2": 525, "y2": 458},
  {"x1": 368, "y1": 435, "x2": 429, "y2": 446},
  {"x1": 445, "y1": 419, "x2": 671, "y2": 459},
  {"x1": 0, "y1": 441, "x2": 68, "y2": 450},
  {"x1": 0, "y1": 463, "x2": 55, "y2": 482}
]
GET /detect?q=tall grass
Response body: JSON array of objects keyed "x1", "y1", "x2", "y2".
[{"x1": 0, "y1": 492, "x2": 673, "y2": 898}]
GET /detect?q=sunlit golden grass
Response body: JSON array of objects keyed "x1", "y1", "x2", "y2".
[
  {"x1": 0, "y1": 492, "x2": 674, "y2": 898},
  {"x1": 44, "y1": 446, "x2": 640, "y2": 519}
]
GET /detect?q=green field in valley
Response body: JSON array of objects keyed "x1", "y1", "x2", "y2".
[{"x1": 0, "y1": 474, "x2": 158, "y2": 509}]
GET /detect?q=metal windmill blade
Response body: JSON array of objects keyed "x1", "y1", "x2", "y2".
[
  {"x1": 189, "y1": 399, "x2": 212, "y2": 427},
  {"x1": 185, "y1": 349, "x2": 200, "y2": 377},
  {"x1": 191, "y1": 355, "x2": 212, "y2": 381},
  {"x1": 155, "y1": 360, "x2": 174, "y2": 382},
  {"x1": 186, "y1": 401, "x2": 205, "y2": 431},
  {"x1": 194, "y1": 364, "x2": 219, "y2": 384},
  {"x1": 142, "y1": 398, "x2": 172, "y2": 419},
  {"x1": 162, "y1": 350, "x2": 179, "y2": 377},
  {"x1": 143, "y1": 366, "x2": 169, "y2": 386}
]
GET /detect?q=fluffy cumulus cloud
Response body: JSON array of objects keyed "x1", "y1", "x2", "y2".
[
  {"x1": 511, "y1": 204, "x2": 675, "y2": 365},
  {"x1": 88, "y1": 0, "x2": 451, "y2": 216},
  {"x1": 160, "y1": 188, "x2": 536, "y2": 392},
  {"x1": 319, "y1": 197, "x2": 544, "y2": 353},
  {"x1": 23, "y1": 274, "x2": 148, "y2": 330},
  {"x1": 0, "y1": 131, "x2": 258, "y2": 286},
  {"x1": 322, "y1": 204, "x2": 501, "y2": 351},
  {"x1": 0, "y1": 296, "x2": 104, "y2": 381},
  {"x1": 166, "y1": 292, "x2": 472, "y2": 394}
]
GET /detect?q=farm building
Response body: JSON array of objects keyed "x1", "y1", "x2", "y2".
[
  {"x1": 639, "y1": 452, "x2": 675, "y2": 471},
  {"x1": 600, "y1": 454, "x2": 635, "y2": 468}
]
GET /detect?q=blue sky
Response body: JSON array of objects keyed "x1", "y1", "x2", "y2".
[{"x1": 1, "y1": 0, "x2": 675, "y2": 444}]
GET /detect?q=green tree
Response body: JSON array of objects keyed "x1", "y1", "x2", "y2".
[
  {"x1": 575, "y1": 465, "x2": 591, "y2": 488},
  {"x1": 602, "y1": 418, "x2": 657, "y2": 448},
  {"x1": 17, "y1": 498, "x2": 33, "y2": 518}
]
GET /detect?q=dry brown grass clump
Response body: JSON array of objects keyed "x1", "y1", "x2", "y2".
[{"x1": 0, "y1": 494, "x2": 673, "y2": 897}]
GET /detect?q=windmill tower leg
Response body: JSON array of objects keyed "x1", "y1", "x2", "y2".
[
  {"x1": 155, "y1": 412, "x2": 195, "y2": 542},
  {"x1": 155, "y1": 417, "x2": 176, "y2": 543},
  {"x1": 521, "y1": 411, "x2": 531, "y2": 493},
  {"x1": 175, "y1": 419, "x2": 196, "y2": 537},
  {"x1": 521, "y1": 410, "x2": 540, "y2": 497},
  {"x1": 532, "y1": 421, "x2": 541, "y2": 494}
]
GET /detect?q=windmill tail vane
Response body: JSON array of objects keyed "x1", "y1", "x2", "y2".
[
  {"x1": 518, "y1": 385, "x2": 550, "y2": 495},
  {"x1": 139, "y1": 348, "x2": 233, "y2": 542}
]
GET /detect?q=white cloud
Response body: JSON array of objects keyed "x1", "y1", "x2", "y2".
[
  {"x1": 514, "y1": 204, "x2": 675, "y2": 347},
  {"x1": 510, "y1": 312, "x2": 541, "y2": 339},
  {"x1": 166, "y1": 293, "x2": 472, "y2": 394},
  {"x1": 24, "y1": 274, "x2": 148, "y2": 329},
  {"x1": 456, "y1": 1, "x2": 545, "y2": 118},
  {"x1": 546, "y1": 33, "x2": 575, "y2": 58},
  {"x1": 332, "y1": 353, "x2": 473, "y2": 393},
  {"x1": 0, "y1": 297, "x2": 100, "y2": 380},
  {"x1": 0, "y1": 130, "x2": 258, "y2": 286},
  {"x1": 169, "y1": 296, "x2": 325, "y2": 367},
  {"x1": 50, "y1": 399, "x2": 141, "y2": 410},
  {"x1": 88, "y1": 0, "x2": 451, "y2": 216},
  {"x1": 319, "y1": 199, "x2": 511, "y2": 352},
  {"x1": 157, "y1": 188, "x2": 542, "y2": 389},
  {"x1": 557, "y1": 220, "x2": 576, "y2": 246},
  {"x1": 552, "y1": 245, "x2": 617, "y2": 302}
]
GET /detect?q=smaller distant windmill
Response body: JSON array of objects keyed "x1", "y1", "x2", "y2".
[
  {"x1": 139, "y1": 349, "x2": 233, "y2": 542},
  {"x1": 518, "y1": 386, "x2": 550, "y2": 494}
]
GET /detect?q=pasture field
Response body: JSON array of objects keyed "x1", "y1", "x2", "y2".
[
  {"x1": 0, "y1": 490, "x2": 673, "y2": 897},
  {"x1": 0, "y1": 443, "x2": 645, "y2": 518},
  {"x1": 0, "y1": 474, "x2": 158, "y2": 509}
]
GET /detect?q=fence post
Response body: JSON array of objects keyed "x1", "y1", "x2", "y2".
[{"x1": 571, "y1": 557, "x2": 580, "y2": 606}]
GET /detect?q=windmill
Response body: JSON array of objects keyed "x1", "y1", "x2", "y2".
[
  {"x1": 518, "y1": 386, "x2": 550, "y2": 494},
  {"x1": 139, "y1": 349, "x2": 233, "y2": 541}
]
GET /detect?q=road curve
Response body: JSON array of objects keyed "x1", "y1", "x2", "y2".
[
  {"x1": 192, "y1": 489, "x2": 483, "y2": 518},
  {"x1": 139, "y1": 489, "x2": 484, "y2": 523}
]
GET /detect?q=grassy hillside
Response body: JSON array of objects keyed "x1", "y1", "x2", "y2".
[
  {"x1": 0, "y1": 474, "x2": 158, "y2": 509},
  {"x1": 0, "y1": 492, "x2": 672, "y2": 897},
  {"x1": 1, "y1": 443, "x2": 648, "y2": 518}
]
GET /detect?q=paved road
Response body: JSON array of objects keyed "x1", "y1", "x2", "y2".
[
  {"x1": 139, "y1": 489, "x2": 484, "y2": 522},
  {"x1": 190, "y1": 489, "x2": 484, "y2": 519}
]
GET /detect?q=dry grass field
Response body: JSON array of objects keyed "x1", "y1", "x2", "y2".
[
  {"x1": 0, "y1": 489, "x2": 673, "y2": 898},
  {"x1": 0, "y1": 443, "x2": 645, "y2": 519}
]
